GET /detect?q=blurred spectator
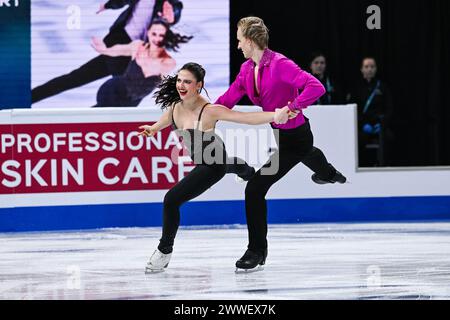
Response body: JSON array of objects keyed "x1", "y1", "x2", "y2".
[
  {"x1": 347, "y1": 57, "x2": 394, "y2": 167},
  {"x1": 309, "y1": 52, "x2": 343, "y2": 105}
]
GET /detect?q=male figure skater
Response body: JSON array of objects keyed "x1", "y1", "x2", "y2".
[{"x1": 216, "y1": 17, "x2": 347, "y2": 272}]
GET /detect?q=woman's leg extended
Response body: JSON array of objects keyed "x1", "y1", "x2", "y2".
[{"x1": 158, "y1": 165, "x2": 226, "y2": 253}]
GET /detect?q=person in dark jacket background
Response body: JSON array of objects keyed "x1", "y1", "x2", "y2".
[
  {"x1": 347, "y1": 57, "x2": 394, "y2": 167},
  {"x1": 309, "y1": 52, "x2": 343, "y2": 105}
]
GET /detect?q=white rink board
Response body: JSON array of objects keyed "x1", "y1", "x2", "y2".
[{"x1": 0, "y1": 105, "x2": 450, "y2": 209}]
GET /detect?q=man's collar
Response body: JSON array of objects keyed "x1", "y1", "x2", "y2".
[{"x1": 259, "y1": 48, "x2": 274, "y2": 67}]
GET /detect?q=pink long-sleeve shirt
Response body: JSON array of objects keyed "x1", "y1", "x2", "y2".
[{"x1": 215, "y1": 48, "x2": 326, "y2": 129}]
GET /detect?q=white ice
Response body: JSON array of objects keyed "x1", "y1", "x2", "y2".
[{"x1": 1, "y1": 223, "x2": 450, "y2": 300}]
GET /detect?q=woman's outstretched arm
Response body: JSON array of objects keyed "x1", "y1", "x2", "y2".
[
  {"x1": 90, "y1": 38, "x2": 141, "y2": 57},
  {"x1": 206, "y1": 104, "x2": 290, "y2": 125},
  {"x1": 138, "y1": 107, "x2": 174, "y2": 137}
]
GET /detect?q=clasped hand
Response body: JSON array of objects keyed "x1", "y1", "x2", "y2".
[{"x1": 274, "y1": 102, "x2": 300, "y2": 124}]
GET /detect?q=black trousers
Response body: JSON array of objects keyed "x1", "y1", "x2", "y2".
[
  {"x1": 158, "y1": 157, "x2": 252, "y2": 253},
  {"x1": 244, "y1": 121, "x2": 336, "y2": 252},
  {"x1": 32, "y1": 30, "x2": 132, "y2": 104}
]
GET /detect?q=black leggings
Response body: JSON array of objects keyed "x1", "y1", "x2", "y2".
[
  {"x1": 158, "y1": 157, "x2": 252, "y2": 253},
  {"x1": 244, "y1": 121, "x2": 336, "y2": 251}
]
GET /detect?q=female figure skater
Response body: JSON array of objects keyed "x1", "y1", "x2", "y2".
[
  {"x1": 90, "y1": 18, "x2": 192, "y2": 107},
  {"x1": 138, "y1": 62, "x2": 290, "y2": 272},
  {"x1": 215, "y1": 17, "x2": 347, "y2": 272}
]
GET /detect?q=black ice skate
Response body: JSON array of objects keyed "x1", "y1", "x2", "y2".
[
  {"x1": 311, "y1": 166, "x2": 347, "y2": 184},
  {"x1": 235, "y1": 249, "x2": 267, "y2": 273}
]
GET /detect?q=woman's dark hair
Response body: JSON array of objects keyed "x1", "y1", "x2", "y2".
[
  {"x1": 154, "y1": 62, "x2": 210, "y2": 110},
  {"x1": 150, "y1": 18, "x2": 193, "y2": 52},
  {"x1": 309, "y1": 51, "x2": 326, "y2": 65},
  {"x1": 308, "y1": 51, "x2": 327, "y2": 75},
  {"x1": 361, "y1": 56, "x2": 377, "y2": 67}
]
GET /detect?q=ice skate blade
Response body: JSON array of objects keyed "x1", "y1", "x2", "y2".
[
  {"x1": 235, "y1": 265, "x2": 264, "y2": 274},
  {"x1": 145, "y1": 267, "x2": 166, "y2": 274},
  {"x1": 313, "y1": 179, "x2": 350, "y2": 185},
  {"x1": 145, "y1": 263, "x2": 169, "y2": 274}
]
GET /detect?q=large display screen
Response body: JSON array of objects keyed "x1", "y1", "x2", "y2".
[{"x1": 1, "y1": 0, "x2": 230, "y2": 109}]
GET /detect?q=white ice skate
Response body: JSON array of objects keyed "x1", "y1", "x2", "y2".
[
  {"x1": 145, "y1": 249, "x2": 172, "y2": 273},
  {"x1": 235, "y1": 265, "x2": 265, "y2": 274}
]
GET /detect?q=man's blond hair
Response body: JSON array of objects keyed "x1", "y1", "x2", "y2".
[{"x1": 237, "y1": 17, "x2": 269, "y2": 50}]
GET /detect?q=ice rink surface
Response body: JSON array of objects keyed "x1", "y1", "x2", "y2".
[{"x1": 1, "y1": 223, "x2": 450, "y2": 300}]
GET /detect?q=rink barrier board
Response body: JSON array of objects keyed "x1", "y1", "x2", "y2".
[
  {"x1": 1, "y1": 106, "x2": 449, "y2": 232},
  {"x1": 1, "y1": 195, "x2": 449, "y2": 232}
]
